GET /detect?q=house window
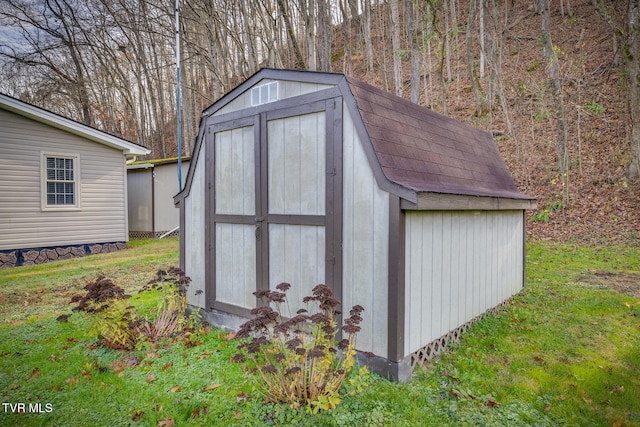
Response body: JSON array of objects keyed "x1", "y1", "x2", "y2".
[
  {"x1": 41, "y1": 153, "x2": 80, "y2": 210},
  {"x1": 251, "y1": 81, "x2": 278, "y2": 106}
]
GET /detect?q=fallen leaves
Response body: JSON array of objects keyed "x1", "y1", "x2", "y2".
[
  {"x1": 29, "y1": 367, "x2": 40, "y2": 380},
  {"x1": 486, "y1": 398, "x2": 499, "y2": 407},
  {"x1": 157, "y1": 417, "x2": 174, "y2": 427},
  {"x1": 111, "y1": 358, "x2": 127, "y2": 374},
  {"x1": 170, "y1": 385, "x2": 182, "y2": 393},
  {"x1": 64, "y1": 377, "x2": 79, "y2": 387},
  {"x1": 221, "y1": 332, "x2": 236, "y2": 340},
  {"x1": 190, "y1": 407, "x2": 209, "y2": 419},
  {"x1": 203, "y1": 383, "x2": 221, "y2": 391}
]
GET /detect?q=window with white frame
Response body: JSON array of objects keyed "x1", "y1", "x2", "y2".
[
  {"x1": 41, "y1": 153, "x2": 80, "y2": 209},
  {"x1": 251, "y1": 81, "x2": 279, "y2": 106}
]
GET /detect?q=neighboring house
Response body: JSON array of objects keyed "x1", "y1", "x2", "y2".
[
  {"x1": 174, "y1": 69, "x2": 536, "y2": 381},
  {"x1": 0, "y1": 93, "x2": 150, "y2": 268},
  {"x1": 127, "y1": 158, "x2": 190, "y2": 239}
]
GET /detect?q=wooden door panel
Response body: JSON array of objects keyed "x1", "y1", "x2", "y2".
[
  {"x1": 268, "y1": 224, "x2": 325, "y2": 316},
  {"x1": 215, "y1": 223, "x2": 256, "y2": 308},
  {"x1": 214, "y1": 125, "x2": 255, "y2": 216},
  {"x1": 267, "y1": 112, "x2": 326, "y2": 216}
]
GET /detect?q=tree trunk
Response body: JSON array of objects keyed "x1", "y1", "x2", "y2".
[
  {"x1": 317, "y1": 0, "x2": 332, "y2": 71},
  {"x1": 362, "y1": 0, "x2": 374, "y2": 75},
  {"x1": 405, "y1": 0, "x2": 421, "y2": 103},
  {"x1": 466, "y1": 0, "x2": 489, "y2": 116},
  {"x1": 389, "y1": 0, "x2": 402, "y2": 96},
  {"x1": 541, "y1": 0, "x2": 568, "y2": 173},
  {"x1": 626, "y1": 0, "x2": 640, "y2": 180},
  {"x1": 276, "y1": 0, "x2": 306, "y2": 69}
]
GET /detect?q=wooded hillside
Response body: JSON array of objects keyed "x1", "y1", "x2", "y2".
[{"x1": 1, "y1": 0, "x2": 638, "y2": 244}]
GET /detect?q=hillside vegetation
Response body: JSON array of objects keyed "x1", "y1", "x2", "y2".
[{"x1": 1, "y1": 0, "x2": 638, "y2": 244}]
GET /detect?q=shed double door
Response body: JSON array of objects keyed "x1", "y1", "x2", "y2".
[{"x1": 208, "y1": 98, "x2": 342, "y2": 316}]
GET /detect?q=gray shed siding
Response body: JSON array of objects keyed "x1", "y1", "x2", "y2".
[
  {"x1": 403, "y1": 210, "x2": 524, "y2": 356},
  {"x1": 127, "y1": 160, "x2": 189, "y2": 236},
  {"x1": 184, "y1": 149, "x2": 206, "y2": 309},
  {"x1": 341, "y1": 105, "x2": 389, "y2": 357},
  {"x1": 0, "y1": 108, "x2": 128, "y2": 250},
  {"x1": 127, "y1": 169, "x2": 153, "y2": 232},
  {"x1": 154, "y1": 162, "x2": 188, "y2": 232},
  {"x1": 176, "y1": 69, "x2": 533, "y2": 380},
  {"x1": 216, "y1": 79, "x2": 334, "y2": 116}
]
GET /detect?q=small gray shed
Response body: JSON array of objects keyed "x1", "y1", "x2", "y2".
[
  {"x1": 174, "y1": 69, "x2": 535, "y2": 381},
  {"x1": 127, "y1": 158, "x2": 190, "y2": 238}
]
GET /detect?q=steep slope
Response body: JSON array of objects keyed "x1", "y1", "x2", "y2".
[{"x1": 332, "y1": 0, "x2": 639, "y2": 245}]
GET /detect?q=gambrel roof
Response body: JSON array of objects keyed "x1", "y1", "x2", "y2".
[
  {"x1": 346, "y1": 77, "x2": 528, "y2": 201},
  {"x1": 0, "y1": 93, "x2": 149, "y2": 157},
  {"x1": 177, "y1": 68, "x2": 533, "y2": 209}
]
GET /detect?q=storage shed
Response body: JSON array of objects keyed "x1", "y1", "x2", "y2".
[
  {"x1": 174, "y1": 69, "x2": 535, "y2": 381},
  {"x1": 127, "y1": 158, "x2": 190, "y2": 238}
]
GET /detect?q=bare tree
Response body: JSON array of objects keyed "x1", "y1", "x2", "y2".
[
  {"x1": 541, "y1": 0, "x2": 568, "y2": 174},
  {"x1": 362, "y1": 0, "x2": 374, "y2": 75},
  {"x1": 625, "y1": 0, "x2": 640, "y2": 180},
  {"x1": 466, "y1": 0, "x2": 489, "y2": 117},
  {"x1": 389, "y1": 0, "x2": 402, "y2": 96},
  {"x1": 0, "y1": 0, "x2": 94, "y2": 125},
  {"x1": 405, "y1": 0, "x2": 421, "y2": 103}
]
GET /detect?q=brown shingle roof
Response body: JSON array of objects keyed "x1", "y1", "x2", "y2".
[{"x1": 345, "y1": 76, "x2": 530, "y2": 200}]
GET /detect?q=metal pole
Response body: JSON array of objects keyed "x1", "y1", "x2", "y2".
[{"x1": 175, "y1": 0, "x2": 183, "y2": 191}]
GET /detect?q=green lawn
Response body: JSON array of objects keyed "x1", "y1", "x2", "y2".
[{"x1": 0, "y1": 238, "x2": 638, "y2": 426}]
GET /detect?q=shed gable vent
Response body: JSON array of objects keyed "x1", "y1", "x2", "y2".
[{"x1": 251, "y1": 81, "x2": 279, "y2": 106}]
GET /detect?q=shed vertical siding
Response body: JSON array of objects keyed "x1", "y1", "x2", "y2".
[
  {"x1": 341, "y1": 106, "x2": 389, "y2": 357},
  {"x1": 215, "y1": 223, "x2": 256, "y2": 308},
  {"x1": 215, "y1": 79, "x2": 334, "y2": 116},
  {"x1": 269, "y1": 224, "x2": 325, "y2": 316},
  {"x1": 184, "y1": 145, "x2": 206, "y2": 309},
  {"x1": 0, "y1": 109, "x2": 128, "y2": 250},
  {"x1": 154, "y1": 161, "x2": 189, "y2": 232},
  {"x1": 404, "y1": 210, "x2": 524, "y2": 356},
  {"x1": 267, "y1": 113, "x2": 326, "y2": 215},
  {"x1": 214, "y1": 126, "x2": 255, "y2": 215},
  {"x1": 127, "y1": 170, "x2": 153, "y2": 232}
]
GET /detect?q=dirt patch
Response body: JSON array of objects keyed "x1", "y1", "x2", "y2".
[{"x1": 577, "y1": 270, "x2": 640, "y2": 298}]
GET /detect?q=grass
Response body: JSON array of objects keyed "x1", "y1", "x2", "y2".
[{"x1": 1, "y1": 238, "x2": 639, "y2": 426}]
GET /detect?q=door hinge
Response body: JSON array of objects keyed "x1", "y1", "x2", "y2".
[
  {"x1": 327, "y1": 168, "x2": 336, "y2": 177},
  {"x1": 326, "y1": 256, "x2": 336, "y2": 265}
]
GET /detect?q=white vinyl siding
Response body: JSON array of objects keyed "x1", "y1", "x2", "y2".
[
  {"x1": 404, "y1": 210, "x2": 524, "y2": 356},
  {"x1": 0, "y1": 108, "x2": 128, "y2": 250},
  {"x1": 342, "y1": 105, "x2": 389, "y2": 357}
]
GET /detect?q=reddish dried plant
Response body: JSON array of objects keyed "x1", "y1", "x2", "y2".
[{"x1": 233, "y1": 283, "x2": 364, "y2": 412}]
